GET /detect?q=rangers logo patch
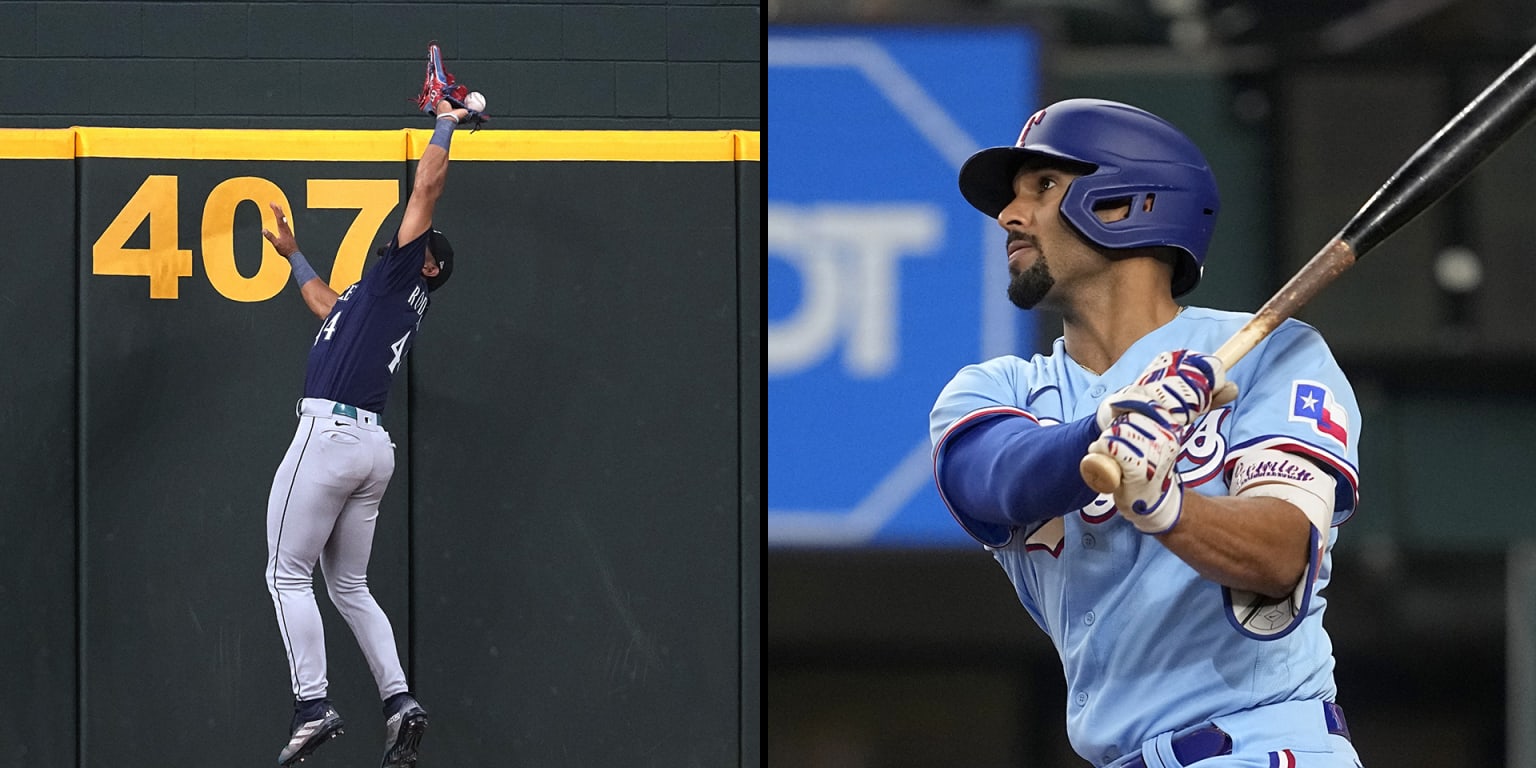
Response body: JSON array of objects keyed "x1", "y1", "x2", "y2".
[{"x1": 1289, "y1": 380, "x2": 1349, "y2": 447}]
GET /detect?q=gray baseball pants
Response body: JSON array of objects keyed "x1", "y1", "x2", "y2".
[{"x1": 265, "y1": 397, "x2": 409, "y2": 702}]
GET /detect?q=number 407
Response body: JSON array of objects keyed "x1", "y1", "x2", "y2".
[{"x1": 91, "y1": 175, "x2": 399, "y2": 301}]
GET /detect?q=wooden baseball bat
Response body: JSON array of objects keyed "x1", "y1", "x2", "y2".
[{"x1": 1081, "y1": 42, "x2": 1536, "y2": 494}]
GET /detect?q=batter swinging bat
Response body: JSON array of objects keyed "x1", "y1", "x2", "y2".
[{"x1": 1081, "y1": 42, "x2": 1536, "y2": 494}]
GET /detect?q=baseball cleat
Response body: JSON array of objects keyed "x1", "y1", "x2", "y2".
[
  {"x1": 278, "y1": 703, "x2": 345, "y2": 766},
  {"x1": 380, "y1": 696, "x2": 429, "y2": 767}
]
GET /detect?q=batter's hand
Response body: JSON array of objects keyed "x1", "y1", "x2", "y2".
[
  {"x1": 1131, "y1": 349, "x2": 1237, "y2": 426},
  {"x1": 261, "y1": 202, "x2": 298, "y2": 258},
  {"x1": 1088, "y1": 402, "x2": 1184, "y2": 534},
  {"x1": 1094, "y1": 383, "x2": 1166, "y2": 431}
]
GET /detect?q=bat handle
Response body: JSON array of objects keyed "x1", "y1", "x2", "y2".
[{"x1": 1080, "y1": 452, "x2": 1122, "y2": 494}]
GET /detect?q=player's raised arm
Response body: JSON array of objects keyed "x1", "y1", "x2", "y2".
[
  {"x1": 262, "y1": 202, "x2": 338, "y2": 319},
  {"x1": 399, "y1": 43, "x2": 486, "y2": 246},
  {"x1": 397, "y1": 103, "x2": 465, "y2": 246}
]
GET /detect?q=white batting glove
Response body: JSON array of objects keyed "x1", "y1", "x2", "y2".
[
  {"x1": 1129, "y1": 349, "x2": 1238, "y2": 426},
  {"x1": 1094, "y1": 383, "x2": 1162, "y2": 431},
  {"x1": 1087, "y1": 402, "x2": 1185, "y2": 534}
]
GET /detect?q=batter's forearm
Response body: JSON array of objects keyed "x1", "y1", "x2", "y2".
[
  {"x1": 935, "y1": 413, "x2": 1102, "y2": 527},
  {"x1": 1156, "y1": 494, "x2": 1311, "y2": 598}
]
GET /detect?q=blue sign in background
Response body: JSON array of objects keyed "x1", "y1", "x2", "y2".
[{"x1": 768, "y1": 27, "x2": 1040, "y2": 547}]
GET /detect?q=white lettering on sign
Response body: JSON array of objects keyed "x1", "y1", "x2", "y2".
[{"x1": 768, "y1": 202, "x2": 943, "y2": 378}]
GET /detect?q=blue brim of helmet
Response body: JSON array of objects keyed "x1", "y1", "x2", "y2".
[{"x1": 958, "y1": 145, "x2": 1097, "y2": 219}]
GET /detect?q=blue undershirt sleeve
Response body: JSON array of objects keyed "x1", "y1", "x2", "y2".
[{"x1": 935, "y1": 412, "x2": 1103, "y2": 542}]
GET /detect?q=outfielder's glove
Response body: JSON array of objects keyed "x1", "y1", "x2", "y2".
[
  {"x1": 415, "y1": 41, "x2": 489, "y2": 129},
  {"x1": 1087, "y1": 401, "x2": 1184, "y2": 534}
]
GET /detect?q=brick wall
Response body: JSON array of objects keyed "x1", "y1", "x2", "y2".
[{"x1": 0, "y1": 0, "x2": 760, "y2": 130}]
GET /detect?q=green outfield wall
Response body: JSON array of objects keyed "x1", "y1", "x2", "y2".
[{"x1": 0, "y1": 127, "x2": 760, "y2": 768}]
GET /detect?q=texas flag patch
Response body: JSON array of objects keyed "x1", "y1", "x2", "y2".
[{"x1": 1289, "y1": 380, "x2": 1349, "y2": 447}]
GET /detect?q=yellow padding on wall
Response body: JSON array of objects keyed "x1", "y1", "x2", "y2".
[
  {"x1": 0, "y1": 127, "x2": 762, "y2": 162},
  {"x1": 75, "y1": 128, "x2": 406, "y2": 161},
  {"x1": 404, "y1": 129, "x2": 754, "y2": 162},
  {"x1": 0, "y1": 129, "x2": 76, "y2": 159},
  {"x1": 735, "y1": 131, "x2": 760, "y2": 162}
]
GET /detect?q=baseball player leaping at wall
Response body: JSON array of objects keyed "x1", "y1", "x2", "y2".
[
  {"x1": 931, "y1": 100, "x2": 1366, "y2": 767},
  {"x1": 260, "y1": 43, "x2": 483, "y2": 768}
]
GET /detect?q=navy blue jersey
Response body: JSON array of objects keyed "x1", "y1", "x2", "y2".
[{"x1": 302, "y1": 230, "x2": 431, "y2": 414}]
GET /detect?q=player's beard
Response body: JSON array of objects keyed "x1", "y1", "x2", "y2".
[{"x1": 1007, "y1": 253, "x2": 1054, "y2": 310}]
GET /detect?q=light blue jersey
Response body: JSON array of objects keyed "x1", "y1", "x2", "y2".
[{"x1": 930, "y1": 307, "x2": 1361, "y2": 766}]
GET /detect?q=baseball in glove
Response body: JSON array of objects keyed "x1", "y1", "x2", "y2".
[{"x1": 414, "y1": 41, "x2": 488, "y2": 130}]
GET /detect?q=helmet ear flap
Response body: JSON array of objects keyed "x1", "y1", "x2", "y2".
[{"x1": 1059, "y1": 169, "x2": 1213, "y2": 298}]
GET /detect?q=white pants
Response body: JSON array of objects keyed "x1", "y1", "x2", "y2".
[{"x1": 265, "y1": 398, "x2": 409, "y2": 702}]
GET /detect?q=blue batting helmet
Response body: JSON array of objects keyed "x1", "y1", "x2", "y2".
[{"x1": 957, "y1": 98, "x2": 1220, "y2": 297}]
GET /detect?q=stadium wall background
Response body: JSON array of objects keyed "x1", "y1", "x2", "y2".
[{"x1": 0, "y1": 3, "x2": 760, "y2": 767}]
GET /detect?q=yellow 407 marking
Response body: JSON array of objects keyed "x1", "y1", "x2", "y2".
[{"x1": 92, "y1": 175, "x2": 399, "y2": 301}]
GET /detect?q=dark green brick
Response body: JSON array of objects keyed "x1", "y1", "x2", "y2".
[
  {"x1": 248, "y1": 3, "x2": 356, "y2": 59},
  {"x1": 86, "y1": 60, "x2": 196, "y2": 115},
  {"x1": 457, "y1": 4, "x2": 562, "y2": 60},
  {"x1": 564, "y1": 6, "x2": 666, "y2": 61},
  {"x1": 719, "y1": 62, "x2": 758, "y2": 120},
  {"x1": 668, "y1": 62, "x2": 718, "y2": 117},
  {"x1": 194, "y1": 60, "x2": 303, "y2": 115},
  {"x1": 0, "y1": 3, "x2": 37, "y2": 56},
  {"x1": 502, "y1": 61, "x2": 614, "y2": 117},
  {"x1": 668, "y1": 6, "x2": 758, "y2": 62},
  {"x1": 0, "y1": 59, "x2": 91, "y2": 115},
  {"x1": 143, "y1": 3, "x2": 248, "y2": 58},
  {"x1": 351, "y1": 4, "x2": 455, "y2": 60},
  {"x1": 38, "y1": 1, "x2": 141, "y2": 57},
  {"x1": 665, "y1": 116, "x2": 745, "y2": 130},
  {"x1": 616, "y1": 62, "x2": 667, "y2": 117},
  {"x1": 300, "y1": 59, "x2": 410, "y2": 116}
]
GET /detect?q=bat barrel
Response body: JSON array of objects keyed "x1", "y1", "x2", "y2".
[{"x1": 1340, "y1": 43, "x2": 1536, "y2": 256}]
